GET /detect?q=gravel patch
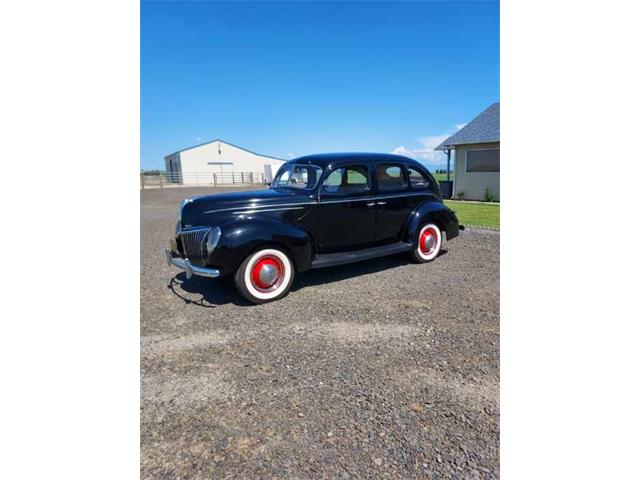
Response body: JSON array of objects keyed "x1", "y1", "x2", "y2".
[
  {"x1": 291, "y1": 321, "x2": 420, "y2": 344},
  {"x1": 141, "y1": 186, "x2": 500, "y2": 479},
  {"x1": 142, "y1": 332, "x2": 231, "y2": 356}
]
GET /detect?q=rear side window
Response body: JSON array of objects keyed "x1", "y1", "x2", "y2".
[
  {"x1": 321, "y1": 165, "x2": 370, "y2": 195},
  {"x1": 407, "y1": 167, "x2": 430, "y2": 189},
  {"x1": 376, "y1": 164, "x2": 408, "y2": 192}
]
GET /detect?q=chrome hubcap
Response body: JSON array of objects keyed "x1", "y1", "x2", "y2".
[
  {"x1": 258, "y1": 263, "x2": 278, "y2": 286},
  {"x1": 424, "y1": 235, "x2": 435, "y2": 250},
  {"x1": 419, "y1": 227, "x2": 438, "y2": 255}
]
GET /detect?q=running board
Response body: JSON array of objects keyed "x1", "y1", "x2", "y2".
[{"x1": 310, "y1": 242, "x2": 413, "y2": 269}]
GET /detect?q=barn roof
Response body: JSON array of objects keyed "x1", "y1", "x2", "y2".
[
  {"x1": 436, "y1": 102, "x2": 500, "y2": 150},
  {"x1": 166, "y1": 139, "x2": 285, "y2": 161}
]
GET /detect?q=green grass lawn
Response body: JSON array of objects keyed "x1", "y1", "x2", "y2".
[
  {"x1": 444, "y1": 200, "x2": 500, "y2": 228},
  {"x1": 433, "y1": 172, "x2": 454, "y2": 182}
]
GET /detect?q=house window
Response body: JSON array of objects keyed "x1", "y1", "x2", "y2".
[{"x1": 466, "y1": 149, "x2": 500, "y2": 172}]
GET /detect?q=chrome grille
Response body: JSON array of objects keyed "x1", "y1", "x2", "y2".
[{"x1": 179, "y1": 227, "x2": 211, "y2": 259}]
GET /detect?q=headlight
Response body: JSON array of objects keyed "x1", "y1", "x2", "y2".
[{"x1": 205, "y1": 226, "x2": 221, "y2": 255}]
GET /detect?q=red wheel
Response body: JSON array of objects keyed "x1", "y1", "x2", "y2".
[
  {"x1": 234, "y1": 248, "x2": 295, "y2": 304},
  {"x1": 410, "y1": 223, "x2": 442, "y2": 263},
  {"x1": 249, "y1": 255, "x2": 285, "y2": 292},
  {"x1": 419, "y1": 226, "x2": 439, "y2": 257}
]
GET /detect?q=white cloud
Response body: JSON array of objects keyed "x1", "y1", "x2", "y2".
[
  {"x1": 391, "y1": 124, "x2": 463, "y2": 168},
  {"x1": 195, "y1": 137, "x2": 202, "y2": 142},
  {"x1": 391, "y1": 146, "x2": 416, "y2": 158}
]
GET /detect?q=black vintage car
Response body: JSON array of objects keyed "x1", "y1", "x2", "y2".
[{"x1": 166, "y1": 153, "x2": 463, "y2": 304}]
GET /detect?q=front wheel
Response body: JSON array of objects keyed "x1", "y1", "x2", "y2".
[
  {"x1": 234, "y1": 247, "x2": 295, "y2": 304},
  {"x1": 409, "y1": 223, "x2": 442, "y2": 263}
]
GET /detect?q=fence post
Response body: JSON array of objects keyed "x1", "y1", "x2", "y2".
[
  {"x1": 159, "y1": 173, "x2": 163, "y2": 188},
  {"x1": 140, "y1": 173, "x2": 145, "y2": 189},
  {"x1": 232, "y1": 173, "x2": 236, "y2": 184},
  {"x1": 249, "y1": 172, "x2": 254, "y2": 184}
]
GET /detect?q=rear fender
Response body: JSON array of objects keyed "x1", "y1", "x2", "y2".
[{"x1": 405, "y1": 201, "x2": 460, "y2": 245}]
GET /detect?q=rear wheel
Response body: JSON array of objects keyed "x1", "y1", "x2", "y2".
[
  {"x1": 234, "y1": 247, "x2": 295, "y2": 304},
  {"x1": 409, "y1": 223, "x2": 442, "y2": 263}
]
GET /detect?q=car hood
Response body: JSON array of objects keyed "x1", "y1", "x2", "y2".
[{"x1": 180, "y1": 188, "x2": 314, "y2": 227}]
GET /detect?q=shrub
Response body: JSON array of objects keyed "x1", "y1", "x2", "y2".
[{"x1": 484, "y1": 188, "x2": 497, "y2": 202}]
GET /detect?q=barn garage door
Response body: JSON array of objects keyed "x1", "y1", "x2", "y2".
[{"x1": 207, "y1": 161, "x2": 234, "y2": 173}]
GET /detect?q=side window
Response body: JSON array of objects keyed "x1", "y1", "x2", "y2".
[
  {"x1": 407, "y1": 167, "x2": 430, "y2": 190},
  {"x1": 321, "y1": 165, "x2": 370, "y2": 195},
  {"x1": 376, "y1": 164, "x2": 408, "y2": 192},
  {"x1": 323, "y1": 169, "x2": 342, "y2": 189}
]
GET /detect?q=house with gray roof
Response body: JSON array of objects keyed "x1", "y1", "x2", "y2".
[{"x1": 436, "y1": 102, "x2": 500, "y2": 201}]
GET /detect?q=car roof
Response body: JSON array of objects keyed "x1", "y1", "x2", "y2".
[{"x1": 289, "y1": 152, "x2": 427, "y2": 169}]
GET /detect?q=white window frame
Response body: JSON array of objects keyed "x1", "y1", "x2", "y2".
[{"x1": 465, "y1": 148, "x2": 500, "y2": 173}]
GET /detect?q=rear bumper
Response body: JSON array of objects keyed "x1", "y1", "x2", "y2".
[{"x1": 165, "y1": 249, "x2": 220, "y2": 279}]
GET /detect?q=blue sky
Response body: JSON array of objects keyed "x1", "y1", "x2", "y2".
[{"x1": 141, "y1": 1, "x2": 499, "y2": 170}]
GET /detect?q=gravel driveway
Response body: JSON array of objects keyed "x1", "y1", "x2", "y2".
[{"x1": 141, "y1": 186, "x2": 500, "y2": 479}]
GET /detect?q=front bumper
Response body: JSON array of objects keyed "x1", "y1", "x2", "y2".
[{"x1": 165, "y1": 249, "x2": 220, "y2": 279}]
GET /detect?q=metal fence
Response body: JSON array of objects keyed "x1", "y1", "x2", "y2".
[{"x1": 141, "y1": 171, "x2": 266, "y2": 189}]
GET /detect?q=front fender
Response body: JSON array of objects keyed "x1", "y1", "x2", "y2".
[
  {"x1": 405, "y1": 201, "x2": 460, "y2": 245},
  {"x1": 208, "y1": 217, "x2": 314, "y2": 275}
]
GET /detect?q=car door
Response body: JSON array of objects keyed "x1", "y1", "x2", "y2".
[
  {"x1": 374, "y1": 163, "x2": 413, "y2": 243},
  {"x1": 313, "y1": 163, "x2": 377, "y2": 253}
]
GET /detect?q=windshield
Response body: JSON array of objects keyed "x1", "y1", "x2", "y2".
[{"x1": 272, "y1": 164, "x2": 323, "y2": 190}]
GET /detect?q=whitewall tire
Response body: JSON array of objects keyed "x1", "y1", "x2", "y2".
[
  {"x1": 234, "y1": 248, "x2": 295, "y2": 304},
  {"x1": 410, "y1": 223, "x2": 442, "y2": 263}
]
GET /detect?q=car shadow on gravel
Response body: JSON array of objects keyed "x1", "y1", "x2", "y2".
[
  {"x1": 292, "y1": 249, "x2": 447, "y2": 290},
  {"x1": 167, "y1": 274, "x2": 249, "y2": 307},
  {"x1": 167, "y1": 249, "x2": 448, "y2": 307}
]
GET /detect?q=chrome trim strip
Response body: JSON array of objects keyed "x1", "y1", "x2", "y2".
[
  {"x1": 202, "y1": 191, "x2": 435, "y2": 212},
  {"x1": 180, "y1": 226, "x2": 213, "y2": 232},
  {"x1": 319, "y1": 192, "x2": 434, "y2": 204},
  {"x1": 232, "y1": 206, "x2": 306, "y2": 215},
  {"x1": 204, "y1": 201, "x2": 316, "y2": 214},
  {"x1": 165, "y1": 249, "x2": 220, "y2": 279}
]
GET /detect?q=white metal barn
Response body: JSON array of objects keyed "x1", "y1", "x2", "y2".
[{"x1": 164, "y1": 139, "x2": 286, "y2": 185}]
